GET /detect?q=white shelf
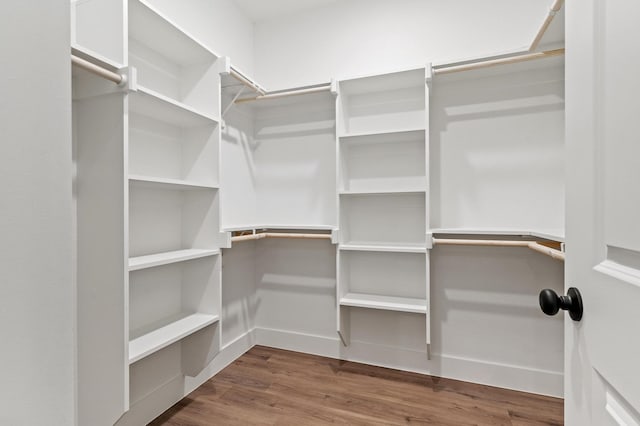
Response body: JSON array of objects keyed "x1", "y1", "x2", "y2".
[
  {"x1": 129, "y1": 175, "x2": 219, "y2": 191},
  {"x1": 221, "y1": 224, "x2": 337, "y2": 232},
  {"x1": 129, "y1": 249, "x2": 220, "y2": 271},
  {"x1": 339, "y1": 68, "x2": 426, "y2": 94},
  {"x1": 530, "y1": 229, "x2": 565, "y2": 243},
  {"x1": 339, "y1": 243, "x2": 426, "y2": 253},
  {"x1": 430, "y1": 228, "x2": 565, "y2": 243},
  {"x1": 129, "y1": 0, "x2": 218, "y2": 66},
  {"x1": 339, "y1": 188, "x2": 425, "y2": 195},
  {"x1": 129, "y1": 313, "x2": 219, "y2": 364},
  {"x1": 129, "y1": 86, "x2": 219, "y2": 128},
  {"x1": 340, "y1": 293, "x2": 427, "y2": 314},
  {"x1": 338, "y1": 127, "x2": 426, "y2": 139},
  {"x1": 71, "y1": 44, "x2": 123, "y2": 70}
]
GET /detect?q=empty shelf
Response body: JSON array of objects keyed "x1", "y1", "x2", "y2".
[
  {"x1": 221, "y1": 224, "x2": 337, "y2": 232},
  {"x1": 129, "y1": 0, "x2": 217, "y2": 66},
  {"x1": 129, "y1": 249, "x2": 220, "y2": 271},
  {"x1": 129, "y1": 175, "x2": 219, "y2": 190},
  {"x1": 338, "y1": 127, "x2": 426, "y2": 139},
  {"x1": 339, "y1": 243, "x2": 426, "y2": 253},
  {"x1": 129, "y1": 313, "x2": 219, "y2": 364},
  {"x1": 340, "y1": 293, "x2": 427, "y2": 314},
  {"x1": 129, "y1": 86, "x2": 219, "y2": 128},
  {"x1": 430, "y1": 228, "x2": 565, "y2": 243},
  {"x1": 339, "y1": 188, "x2": 425, "y2": 195}
]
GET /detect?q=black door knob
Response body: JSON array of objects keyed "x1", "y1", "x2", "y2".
[{"x1": 539, "y1": 287, "x2": 583, "y2": 321}]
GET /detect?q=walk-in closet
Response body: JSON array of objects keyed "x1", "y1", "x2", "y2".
[{"x1": 4, "y1": 0, "x2": 640, "y2": 425}]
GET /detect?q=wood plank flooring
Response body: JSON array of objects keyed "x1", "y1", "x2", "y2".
[{"x1": 150, "y1": 346, "x2": 563, "y2": 425}]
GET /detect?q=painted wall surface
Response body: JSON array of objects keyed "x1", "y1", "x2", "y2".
[
  {"x1": 0, "y1": 1, "x2": 75, "y2": 424},
  {"x1": 254, "y1": 0, "x2": 553, "y2": 89},
  {"x1": 148, "y1": 0, "x2": 255, "y2": 75}
]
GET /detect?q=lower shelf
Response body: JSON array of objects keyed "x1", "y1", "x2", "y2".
[
  {"x1": 340, "y1": 293, "x2": 427, "y2": 314},
  {"x1": 129, "y1": 313, "x2": 219, "y2": 364},
  {"x1": 129, "y1": 248, "x2": 220, "y2": 271}
]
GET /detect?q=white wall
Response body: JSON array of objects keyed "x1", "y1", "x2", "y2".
[
  {"x1": 147, "y1": 0, "x2": 255, "y2": 75},
  {"x1": 0, "y1": 1, "x2": 75, "y2": 424},
  {"x1": 254, "y1": 0, "x2": 553, "y2": 89}
]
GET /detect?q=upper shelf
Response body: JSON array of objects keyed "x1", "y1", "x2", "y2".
[
  {"x1": 129, "y1": 175, "x2": 219, "y2": 191},
  {"x1": 129, "y1": 0, "x2": 218, "y2": 66},
  {"x1": 339, "y1": 68, "x2": 426, "y2": 95},
  {"x1": 129, "y1": 86, "x2": 219, "y2": 128}
]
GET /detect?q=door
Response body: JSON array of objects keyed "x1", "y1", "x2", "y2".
[{"x1": 565, "y1": 0, "x2": 640, "y2": 424}]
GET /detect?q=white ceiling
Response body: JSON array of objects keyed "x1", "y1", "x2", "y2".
[{"x1": 234, "y1": 0, "x2": 339, "y2": 22}]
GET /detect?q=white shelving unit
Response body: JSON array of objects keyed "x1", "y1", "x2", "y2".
[
  {"x1": 121, "y1": 0, "x2": 226, "y2": 415},
  {"x1": 335, "y1": 67, "x2": 430, "y2": 348}
]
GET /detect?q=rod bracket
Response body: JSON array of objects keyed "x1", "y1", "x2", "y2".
[
  {"x1": 119, "y1": 66, "x2": 137, "y2": 92},
  {"x1": 425, "y1": 233, "x2": 434, "y2": 249}
]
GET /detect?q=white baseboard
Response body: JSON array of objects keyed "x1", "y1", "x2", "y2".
[
  {"x1": 254, "y1": 327, "x2": 563, "y2": 398},
  {"x1": 115, "y1": 330, "x2": 255, "y2": 426}
]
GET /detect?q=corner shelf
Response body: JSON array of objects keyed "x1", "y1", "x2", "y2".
[
  {"x1": 129, "y1": 313, "x2": 219, "y2": 364},
  {"x1": 430, "y1": 227, "x2": 565, "y2": 243},
  {"x1": 339, "y1": 243, "x2": 426, "y2": 253},
  {"x1": 340, "y1": 293, "x2": 427, "y2": 314},
  {"x1": 129, "y1": 248, "x2": 220, "y2": 271},
  {"x1": 129, "y1": 86, "x2": 219, "y2": 128},
  {"x1": 129, "y1": 175, "x2": 219, "y2": 191}
]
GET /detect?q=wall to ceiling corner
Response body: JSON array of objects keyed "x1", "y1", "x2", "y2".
[
  {"x1": 253, "y1": 0, "x2": 553, "y2": 90},
  {"x1": 146, "y1": 0, "x2": 255, "y2": 75}
]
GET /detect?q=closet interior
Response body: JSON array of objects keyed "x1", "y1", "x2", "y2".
[{"x1": 71, "y1": 1, "x2": 566, "y2": 424}]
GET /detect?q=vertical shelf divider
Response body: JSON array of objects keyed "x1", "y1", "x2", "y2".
[{"x1": 335, "y1": 67, "x2": 429, "y2": 351}]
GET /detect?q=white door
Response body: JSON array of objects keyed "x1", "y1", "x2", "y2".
[{"x1": 564, "y1": 0, "x2": 640, "y2": 424}]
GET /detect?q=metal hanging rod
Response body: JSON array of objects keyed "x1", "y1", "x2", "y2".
[
  {"x1": 529, "y1": 0, "x2": 564, "y2": 52},
  {"x1": 229, "y1": 67, "x2": 266, "y2": 96},
  {"x1": 231, "y1": 232, "x2": 332, "y2": 242},
  {"x1": 235, "y1": 84, "x2": 332, "y2": 104},
  {"x1": 432, "y1": 238, "x2": 565, "y2": 261},
  {"x1": 433, "y1": 48, "x2": 565, "y2": 76},
  {"x1": 71, "y1": 54, "x2": 125, "y2": 85}
]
